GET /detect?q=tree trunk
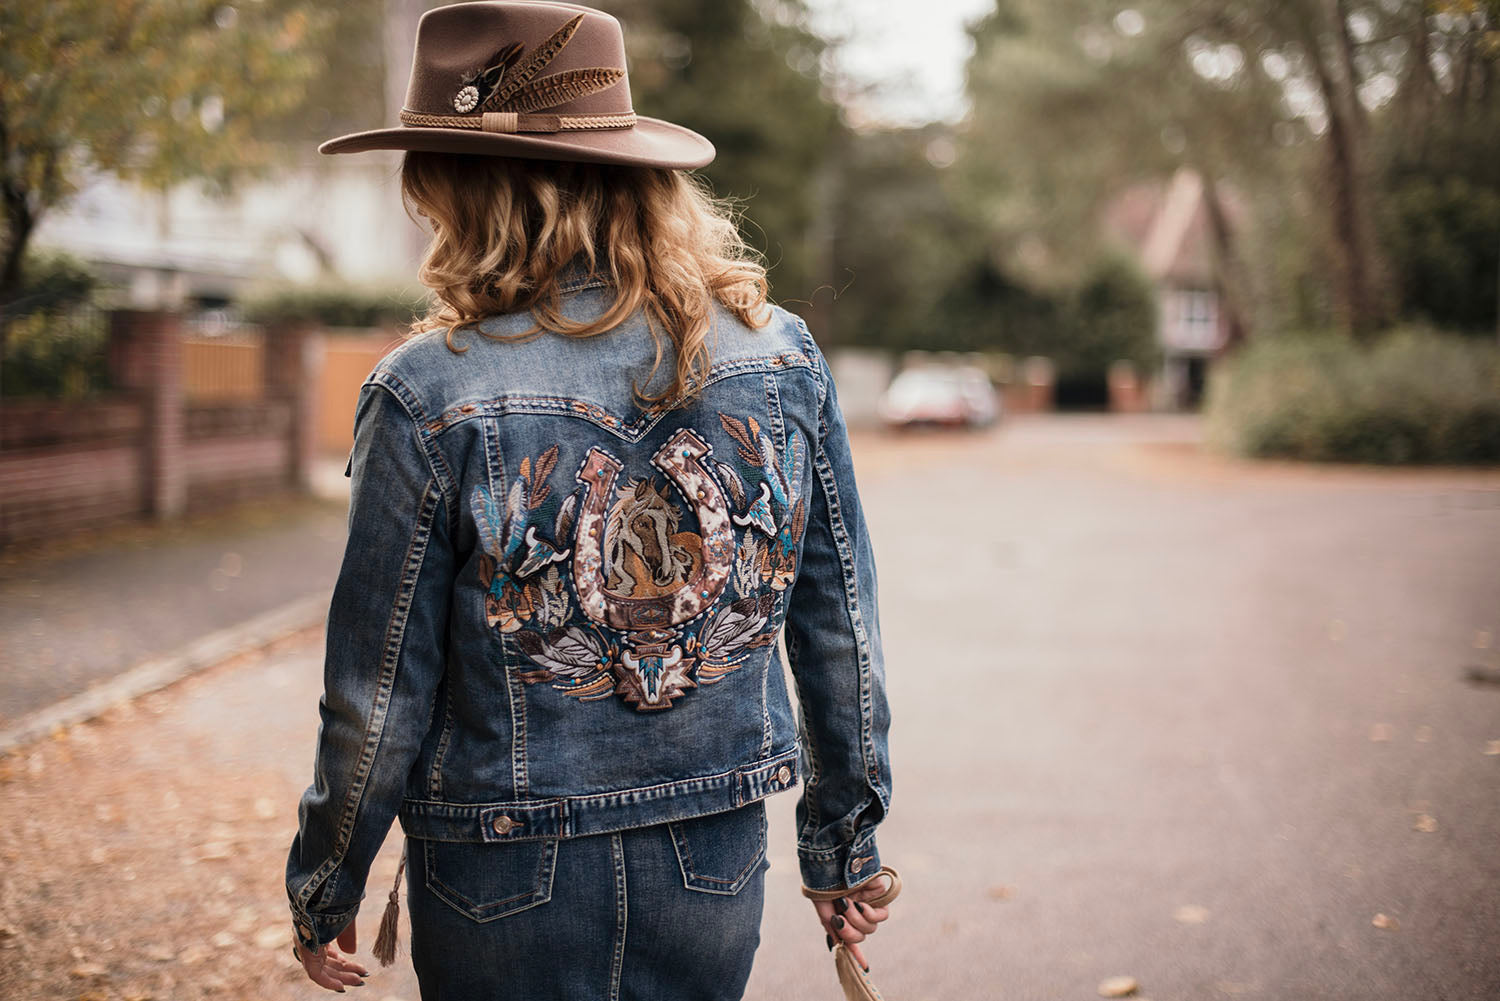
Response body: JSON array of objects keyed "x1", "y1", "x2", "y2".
[
  {"x1": 1302, "y1": 4, "x2": 1387, "y2": 338},
  {"x1": 0, "y1": 185, "x2": 36, "y2": 351}
]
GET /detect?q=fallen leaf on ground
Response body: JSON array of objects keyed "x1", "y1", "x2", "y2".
[
  {"x1": 144, "y1": 945, "x2": 174, "y2": 962},
  {"x1": 197, "y1": 842, "x2": 233, "y2": 861},
  {"x1": 177, "y1": 945, "x2": 210, "y2": 965},
  {"x1": 1372, "y1": 913, "x2": 1400, "y2": 930},
  {"x1": 210, "y1": 930, "x2": 236, "y2": 949},
  {"x1": 1098, "y1": 975, "x2": 1139, "y2": 997},
  {"x1": 1485, "y1": 740, "x2": 1500, "y2": 756},
  {"x1": 70, "y1": 963, "x2": 107, "y2": 978},
  {"x1": 254, "y1": 925, "x2": 289, "y2": 949},
  {"x1": 1414, "y1": 814, "x2": 1438, "y2": 833},
  {"x1": 986, "y1": 885, "x2": 1014, "y2": 900},
  {"x1": 1173, "y1": 904, "x2": 1210, "y2": 924},
  {"x1": 1463, "y1": 665, "x2": 1500, "y2": 687}
]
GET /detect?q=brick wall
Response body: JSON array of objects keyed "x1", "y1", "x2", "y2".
[
  {"x1": 0, "y1": 311, "x2": 314, "y2": 548},
  {"x1": 0, "y1": 398, "x2": 146, "y2": 543}
]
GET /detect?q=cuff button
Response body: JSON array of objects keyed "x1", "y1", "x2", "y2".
[
  {"x1": 491, "y1": 815, "x2": 517, "y2": 835},
  {"x1": 776, "y1": 765, "x2": 792, "y2": 785}
]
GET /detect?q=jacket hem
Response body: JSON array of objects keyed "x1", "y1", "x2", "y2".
[{"x1": 397, "y1": 746, "x2": 800, "y2": 842}]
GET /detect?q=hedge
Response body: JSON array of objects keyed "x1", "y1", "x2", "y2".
[{"x1": 1204, "y1": 329, "x2": 1500, "y2": 465}]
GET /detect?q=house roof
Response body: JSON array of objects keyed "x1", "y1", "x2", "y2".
[{"x1": 1102, "y1": 167, "x2": 1234, "y2": 288}]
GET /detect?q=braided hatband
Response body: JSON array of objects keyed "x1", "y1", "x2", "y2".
[{"x1": 399, "y1": 109, "x2": 637, "y2": 133}]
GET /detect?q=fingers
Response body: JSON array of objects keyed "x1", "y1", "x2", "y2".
[
  {"x1": 337, "y1": 923, "x2": 358, "y2": 954},
  {"x1": 846, "y1": 939, "x2": 869, "y2": 970},
  {"x1": 847, "y1": 871, "x2": 895, "y2": 904},
  {"x1": 296, "y1": 941, "x2": 368, "y2": 991},
  {"x1": 840, "y1": 900, "x2": 879, "y2": 936},
  {"x1": 327, "y1": 946, "x2": 371, "y2": 979},
  {"x1": 821, "y1": 901, "x2": 870, "y2": 944},
  {"x1": 300, "y1": 952, "x2": 352, "y2": 992}
]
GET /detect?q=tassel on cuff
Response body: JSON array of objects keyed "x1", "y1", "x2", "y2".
[{"x1": 372, "y1": 842, "x2": 408, "y2": 968}]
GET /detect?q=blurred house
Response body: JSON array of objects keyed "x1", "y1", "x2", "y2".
[
  {"x1": 1103, "y1": 168, "x2": 1242, "y2": 410},
  {"x1": 31, "y1": 0, "x2": 431, "y2": 311}
]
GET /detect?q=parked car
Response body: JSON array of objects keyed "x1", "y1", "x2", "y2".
[{"x1": 878, "y1": 365, "x2": 1000, "y2": 429}]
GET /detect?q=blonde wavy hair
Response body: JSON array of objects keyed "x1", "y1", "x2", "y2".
[{"x1": 401, "y1": 152, "x2": 771, "y2": 409}]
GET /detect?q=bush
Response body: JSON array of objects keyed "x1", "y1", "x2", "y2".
[
  {"x1": 1204, "y1": 329, "x2": 1500, "y2": 465},
  {"x1": 239, "y1": 284, "x2": 427, "y2": 329},
  {"x1": 1, "y1": 252, "x2": 110, "y2": 399},
  {"x1": 1380, "y1": 173, "x2": 1500, "y2": 333}
]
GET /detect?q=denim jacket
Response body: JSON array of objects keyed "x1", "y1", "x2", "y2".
[{"x1": 285, "y1": 277, "x2": 892, "y2": 951}]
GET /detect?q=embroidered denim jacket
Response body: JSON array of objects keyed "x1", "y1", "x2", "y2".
[{"x1": 285, "y1": 279, "x2": 892, "y2": 950}]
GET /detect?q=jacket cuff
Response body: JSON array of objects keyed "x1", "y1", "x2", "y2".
[
  {"x1": 797, "y1": 829, "x2": 882, "y2": 893},
  {"x1": 288, "y1": 897, "x2": 361, "y2": 953}
]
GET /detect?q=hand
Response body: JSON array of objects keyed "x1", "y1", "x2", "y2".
[
  {"x1": 811, "y1": 871, "x2": 895, "y2": 971},
  {"x1": 293, "y1": 922, "x2": 369, "y2": 992}
]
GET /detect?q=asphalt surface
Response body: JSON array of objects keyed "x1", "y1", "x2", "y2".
[
  {"x1": 2, "y1": 415, "x2": 1497, "y2": 1001},
  {"x1": 0, "y1": 494, "x2": 348, "y2": 729}
]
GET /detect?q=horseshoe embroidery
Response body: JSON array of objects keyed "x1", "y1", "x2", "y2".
[
  {"x1": 572, "y1": 428, "x2": 734, "y2": 632},
  {"x1": 483, "y1": 422, "x2": 801, "y2": 712}
]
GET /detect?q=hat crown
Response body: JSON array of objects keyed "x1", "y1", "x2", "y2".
[{"x1": 404, "y1": 2, "x2": 632, "y2": 118}]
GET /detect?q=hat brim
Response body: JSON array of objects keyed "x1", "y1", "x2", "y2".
[{"x1": 318, "y1": 115, "x2": 714, "y2": 169}]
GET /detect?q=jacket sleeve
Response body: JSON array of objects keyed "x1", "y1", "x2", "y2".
[
  {"x1": 783, "y1": 338, "x2": 893, "y2": 892},
  {"x1": 285, "y1": 379, "x2": 454, "y2": 951}
]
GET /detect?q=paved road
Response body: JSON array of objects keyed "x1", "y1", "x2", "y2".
[
  {"x1": 0, "y1": 494, "x2": 348, "y2": 728},
  {"x1": 1, "y1": 416, "x2": 1496, "y2": 1001}
]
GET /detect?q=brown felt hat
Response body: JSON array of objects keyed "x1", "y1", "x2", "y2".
[{"x1": 319, "y1": 1, "x2": 714, "y2": 169}]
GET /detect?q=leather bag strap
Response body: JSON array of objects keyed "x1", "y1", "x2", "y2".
[
  {"x1": 801, "y1": 866, "x2": 902, "y2": 1001},
  {"x1": 801, "y1": 865, "x2": 902, "y2": 908}
]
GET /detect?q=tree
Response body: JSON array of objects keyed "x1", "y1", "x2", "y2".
[
  {"x1": 0, "y1": 1, "x2": 335, "y2": 326},
  {"x1": 960, "y1": 0, "x2": 1499, "y2": 341},
  {"x1": 607, "y1": 0, "x2": 845, "y2": 304}
]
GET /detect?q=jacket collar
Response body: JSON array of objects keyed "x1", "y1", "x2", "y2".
[{"x1": 556, "y1": 258, "x2": 610, "y2": 294}]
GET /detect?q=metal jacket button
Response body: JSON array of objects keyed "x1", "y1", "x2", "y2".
[
  {"x1": 491, "y1": 815, "x2": 517, "y2": 835},
  {"x1": 776, "y1": 765, "x2": 792, "y2": 785}
]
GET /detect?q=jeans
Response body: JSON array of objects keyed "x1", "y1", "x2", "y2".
[{"x1": 407, "y1": 801, "x2": 769, "y2": 1000}]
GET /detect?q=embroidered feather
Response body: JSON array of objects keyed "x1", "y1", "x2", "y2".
[
  {"x1": 491, "y1": 13, "x2": 585, "y2": 107},
  {"x1": 502, "y1": 67, "x2": 625, "y2": 114},
  {"x1": 715, "y1": 460, "x2": 747, "y2": 509},
  {"x1": 525, "y1": 445, "x2": 559, "y2": 509},
  {"x1": 515, "y1": 626, "x2": 610, "y2": 680},
  {"x1": 718, "y1": 413, "x2": 765, "y2": 466},
  {"x1": 554, "y1": 491, "x2": 578, "y2": 541}
]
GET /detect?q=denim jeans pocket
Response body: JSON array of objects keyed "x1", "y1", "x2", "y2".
[
  {"x1": 421, "y1": 836, "x2": 558, "y2": 922},
  {"x1": 668, "y1": 803, "x2": 768, "y2": 895}
]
